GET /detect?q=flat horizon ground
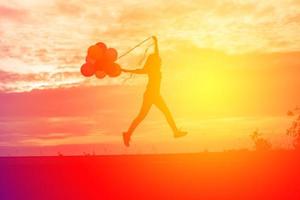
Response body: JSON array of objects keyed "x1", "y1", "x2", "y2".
[{"x1": 1, "y1": 151, "x2": 300, "y2": 200}]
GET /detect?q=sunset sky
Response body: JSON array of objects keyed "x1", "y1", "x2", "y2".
[{"x1": 0, "y1": 0, "x2": 300, "y2": 156}]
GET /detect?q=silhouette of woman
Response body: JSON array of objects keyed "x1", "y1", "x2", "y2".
[{"x1": 122, "y1": 36, "x2": 187, "y2": 147}]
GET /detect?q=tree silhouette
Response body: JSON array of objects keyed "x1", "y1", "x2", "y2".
[
  {"x1": 287, "y1": 107, "x2": 300, "y2": 150},
  {"x1": 250, "y1": 129, "x2": 272, "y2": 151},
  {"x1": 57, "y1": 152, "x2": 64, "y2": 157}
]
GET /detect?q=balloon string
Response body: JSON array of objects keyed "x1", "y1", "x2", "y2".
[
  {"x1": 118, "y1": 36, "x2": 152, "y2": 60},
  {"x1": 122, "y1": 43, "x2": 150, "y2": 85},
  {"x1": 122, "y1": 73, "x2": 134, "y2": 84},
  {"x1": 138, "y1": 44, "x2": 153, "y2": 66}
]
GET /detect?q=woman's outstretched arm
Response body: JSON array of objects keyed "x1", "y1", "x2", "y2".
[{"x1": 122, "y1": 68, "x2": 146, "y2": 74}]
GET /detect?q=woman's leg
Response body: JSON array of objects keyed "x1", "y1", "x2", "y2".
[
  {"x1": 126, "y1": 96, "x2": 152, "y2": 136},
  {"x1": 154, "y1": 95, "x2": 178, "y2": 133}
]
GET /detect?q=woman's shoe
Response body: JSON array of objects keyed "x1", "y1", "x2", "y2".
[
  {"x1": 123, "y1": 132, "x2": 131, "y2": 147},
  {"x1": 174, "y1": 130, "x2": 188, "y2": 138}
]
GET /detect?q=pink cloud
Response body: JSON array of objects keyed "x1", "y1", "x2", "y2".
[
  {"x1": 0, "y1": 6, "x2": 28, "y2": 22},
  {"x1": 0, "y1": 117, "x2": 92, "y2": 139},
  {"x1": 0, "y1": 85, "x2": 139, "y2": 118},
  {"x1": 0, "y1": 70, "x2": 79, "y2": 85}
]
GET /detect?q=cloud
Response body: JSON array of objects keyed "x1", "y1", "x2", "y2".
[
  {"x1": 0, "y1": 117, "x2": 92, "y2": 137},
  {"x1": 0, "y1": 5, "x2": 28, "y2": 22},
  {"x1": 0, "y1": 70, "x2": 50, "y2": 83},
  {"x1": 0, "y1": 69, "x2": 83, "y2": 92},
  {"x1": 286, "y1": 13, "x2": 300, "y2": 24},
  {"x1": 53, "y1": 0, "x2": 84, "y2": 17},
  {"x1": 0, "y1": 85, "x2": 139, "y2": 117}
]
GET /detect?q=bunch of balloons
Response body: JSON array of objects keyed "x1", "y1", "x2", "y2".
[{"x1": 80, "y1": 42, "x2": 122, "y2": 79}]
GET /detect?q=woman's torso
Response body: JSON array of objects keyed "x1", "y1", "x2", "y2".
[
  {"x1": 144, "y1": 55, "x2": 162, "y2": 95},
  {"x1": 146, "y1": 69, "x2": 161, "y2": 94}
]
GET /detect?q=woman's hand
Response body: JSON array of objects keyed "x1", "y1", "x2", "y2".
[
  {"x1": 122, "y1": 68, "x2": 130, "y2": 73},
  {"x1": 152, "y1": 36, "x2": 158, "y2": 43},
  {"x1": 152, "y1": 36, "x2": 159, "y2": 55}
]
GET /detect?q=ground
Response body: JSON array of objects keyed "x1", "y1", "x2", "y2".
[{"x1": 1, "y1": 151, "x2": 300, "y2": 200}]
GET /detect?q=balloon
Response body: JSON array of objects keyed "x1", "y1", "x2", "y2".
[
  {"x1": 94, "y1": 60, "x2": 105, "y2": 71},
  {"x1": 86, "y1": 56, "x2": 96, "y2": 65},
  {"x1": 95, "y1": 70, "x2": 106, "y2": 79},
  {"x1": 105, "y1": 48, "x2": 118, "y2": 62},
  {"x1": 96, "y1": 42, "x2": 107, "y2": 51},
  {"x1": 106, "y1": 63, "x2": 121, "y2": 77},
  {"x1": 80, "y1": 63, "x2": 95, "y2": 77},
  {"x1": 87, "y1": 45, "x2": 105, "y2": 60},
  {"x1": 81, "y1": 42, "x2": 120, "y2": 79},
  {"x1": 104, "y1": 62, "x2": 113, "y2": 73}
]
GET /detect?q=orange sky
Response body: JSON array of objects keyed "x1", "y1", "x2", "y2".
[{"x1": 0, "y1": 0, "x2": 300, "y2": 155}]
